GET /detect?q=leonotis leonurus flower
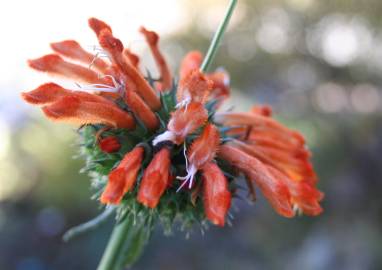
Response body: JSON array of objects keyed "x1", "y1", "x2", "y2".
[{"x1": 22, "y1": 18, "x2": 323, "y2": 233}]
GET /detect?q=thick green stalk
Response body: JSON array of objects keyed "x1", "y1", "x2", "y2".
[
  {"x1": 200, "y1": 0, "x2": 238, "y2": 73},
  {"x1": 97, "y1": 217, "x2": 133, "y2": 270}
]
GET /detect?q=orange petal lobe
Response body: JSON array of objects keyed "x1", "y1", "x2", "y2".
[
  {"x1": 167, "y1": 102, "x2": 208, "y2": 144},
  {"x1": 177, "y1": 69, "x2": 213, "y2": 104},
  {"x1": 21, "y1": 83, "x2": 71, "y2": 105},
  {"x1": 251, "y1": 105, "x2": 272, "y2": 117},
  {"x1": 50, "y1": 40, "x2": 109, "y2": 73},
  {"x1": 140, "y1": 26, "x2": 172, "y2": 91},
  {"x1": 88, "y1": 17, "x2": 112, "y2": 36},
  {"x1": 266, "y1": 166, "x2": 323, "y2": 216},
  {"x1": 179, "y1": 51, "x2": 203, "y2": 80},
  {"x1": 206, "y1": 70, "x2": 230, "y2": 102}
]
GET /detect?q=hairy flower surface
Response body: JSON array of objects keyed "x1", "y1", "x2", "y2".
[{"x1": 21, "y1": 17, "x2": 323, "y2": 236}]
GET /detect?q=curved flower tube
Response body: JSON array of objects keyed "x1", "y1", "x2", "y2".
[
  {"x1": 137, "y1": 147, "x2": 171, "y2": 208},
  {"x1": 202, "y1": 162, "x2": 231, "y2": 226},
  {"x1": 101, "y1": 146, "x2": 144, "y2": 204}
]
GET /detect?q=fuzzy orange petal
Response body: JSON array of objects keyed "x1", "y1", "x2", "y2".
[
  {"x1": 50, "y1": 40, "x2": 109, "y2": 73},
  {"x1": 219, "y1": 145, "x2": 294, "y2": 218},
  {"x1": 101, "y1": 146, "x2": 144, "y2": 204},
  {"x1": 179, "y1": 51, "x2": 203, "y2": 80},
  {"x1": 124, "y1": 89, "x2": 159, "y2": 131},
  {"x1": 215, "y1": 112, "x2": 305, "y2": 146},
  {"x1": 28, "y1": 54, "x2": 111, "y2": 85},
  {"x1": 42, "y1": 96, "x2": 135, "y2": 129},
  {"x1": 97, "y1": 29, "x2": 161, "y2": 110},
  {"x1": 206, "y1": 70, "x2": 230, "y2": 101},
  {"x1": 202, "y1": 162, "x2": 231, "y2": 226},
  {"x1": 177, "y1": 69, "x2": 213, "y2": 104},
  {"x1": 21, "y1": 83, "x2": 117, "y2": 106},
  {"x1": 167, "y1": 102, "x2": 208, "y2": 144},
  {"x1": 88, "y1": 17, "x2": 112, "y2": 36},
  {"x1": 123, "y1": 48, "x2": 140, "y2": 68},
  {"x1": 188, "y1": 124, "x2": 220, "y2": 169},
  {"x1": 137, "y1": 147, "x2": 171, "y2": 208}
]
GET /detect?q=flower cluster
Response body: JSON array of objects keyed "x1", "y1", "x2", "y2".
[{"x1": 22, "y1": 18, "x2": 323, "y2": 232}]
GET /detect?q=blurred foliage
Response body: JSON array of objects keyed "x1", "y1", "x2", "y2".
[{"x1": 1, "y1": 0, "x2": 382, "y2": 269}]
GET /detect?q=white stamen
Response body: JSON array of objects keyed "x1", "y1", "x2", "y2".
[
  {"x1": 76, "y1": 82, "x2": 121, "y2": 93},
  {"x1": 175, "y1": 97, "x2": 191, "y2": 110},
  {"x1": 176, "y1": 164, "x2": 197, "y2": 192},
  {"x1": 76, "y1": 72, "x2": 123, "y2": 94},
  {"x1": 98, "y1": 74, "x2": 120, "y2": 89},
  {"x1": 88, "y1": 46, "x2": 111, "y2": 60},
  {"x1": 183, "y1": 142, "x2": 188, "y2": 169},
  {"x1": 152, "y1": 131, "x2": 175, "y2": 146},
  {"x1": 175, "y1": 90, "x2": 191, "y2": 111},
  {"x1": 293, "y1": 204, "x2": 302, "y2": 215}
]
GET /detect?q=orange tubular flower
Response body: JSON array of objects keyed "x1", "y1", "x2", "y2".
[
  {"x1": 88, "y1": 18, "x2": 161, "y2": 111},
  {"x1": 153, "y1": 102, "x2": 208, "y2": 145},
  {"x1": 177, "y1": 124, "x2": 220, "y2": 190},
  {"x1": 101, "y1": 146, "x2": 144, "y2": 204},
  {"x1": 123, "y1": 48, "x2": 140, "y2": 68},
  {"x1": 21, "y1": 83, "x2": 116, "y2": 106},
  {"x1": 124, "y1": 89, "x2": 159, "y2": 131},
  {"x1": 42, "y1": 95, "x2": 135, "y2": 129},
  {"x1": 137, "y1": 147, "x2": 171, "y2": 208},
  {"x1": 140, "y1": 26, "x2": 172, "y2": 91},
  {"x1": 99, "y1": 136, "x2": 121, "y2": 153},
  {"x1": 28, "y1": 54, "x2": 111, "y2": 85},
  {"x1": 153, "y1": 69, "x2": 212, "y2": 146},
  {"x1": 202, "y1": 162, "x2": 231, "y2": 227},
  {"x1": 215, "y1": 112, "x2": 305, "y2": 147},
  {"x1": 215, "y1": 104, "x2": 323, "y2": 216},
  {"x1": 219, "y1": 144, "x2": 295, "y2": 217}
]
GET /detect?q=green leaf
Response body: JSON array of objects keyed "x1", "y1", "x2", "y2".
[{"x1": 62, "y1": 206, "x2": 115, "y2": 242}]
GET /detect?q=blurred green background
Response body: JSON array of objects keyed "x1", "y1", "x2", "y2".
[{"x1": 1, "y1": 0, "x2": 382, "y2": 269}]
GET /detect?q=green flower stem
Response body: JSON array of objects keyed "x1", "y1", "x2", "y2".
[
  {"x1": 200, "y1": 0, "x2": 238, "y2": 73},
  {"x1": 97, "y1": 217, "x2": 133, "y2": 270}
]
